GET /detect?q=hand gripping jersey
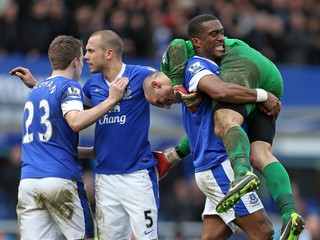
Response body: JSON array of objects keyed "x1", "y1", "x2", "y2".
[
  {"x1": 83, "y1": 64, "x2": 157, "y2": 174},
  {"x1": 182, "y1": 56, "x2": 228, "y2": 173},
  {"x1": 21, "y1": 76, "x2": 84, "y2": 181}
]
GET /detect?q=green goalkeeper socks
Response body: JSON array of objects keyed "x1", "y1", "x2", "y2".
[
  {"x1": 263, "y1": 162, "x2": 296, "y2": 224},
  {"x1": 223, "y1": 126, "x2": 251, "y2": 180}
]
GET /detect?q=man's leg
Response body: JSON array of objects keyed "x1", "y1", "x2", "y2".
[
  {"x1": 233, "y1": 209, "x2": 274, "y2": 240},
  {"x1": 249, "y1": 111, "x2": 305, "y2": 240},
  {"x1": 202, "y1": 215, "x2": 233, "y2": 240},
  {"x1": 214, "y1": 106, "x2": 260, "y2": 213},
  {"x1": 250, "y1": 141, "x2": 305, "y2": 240}
]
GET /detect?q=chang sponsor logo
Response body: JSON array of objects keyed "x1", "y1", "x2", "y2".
[
  {"x1": 99, "y1": 114, "x2": 126, "y2": 125},
  {"x1": 99, "y1": 104, "x2": 126, "y2": 125}
]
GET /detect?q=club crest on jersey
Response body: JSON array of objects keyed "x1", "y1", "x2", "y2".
[
  {"x1": 248, "y1": 193, "x2": 259, "y2": 205},
  {"x1": 123, "y1": 85, "x2": 132, "y2": 99},
  {"x1": 109, "y1": 104, "x2": 120, "y2": 113},
  {"x1": 67, "y1": 86, "x2": 81, "y2": 98},
  {"x1": 188, "y1": 61, "x2": 204, "y2": 75}
]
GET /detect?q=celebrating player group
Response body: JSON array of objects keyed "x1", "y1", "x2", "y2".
[{"x1": 10, "y1": 13, "x2": 304, "y2": 240}]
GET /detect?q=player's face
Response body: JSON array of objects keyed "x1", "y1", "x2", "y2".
[
  {"x1": 84, "y1": 35, "x2": 107, "y2": 73},
  {"x1": 151, "y1": 86, "x2": 179, "y2": 109},
  {"x1": 146, "y1": 76, "x2": 181, "y2": 109},
  {"x1": 199, "y1": 20, "x2": 225, "y2": 61}
]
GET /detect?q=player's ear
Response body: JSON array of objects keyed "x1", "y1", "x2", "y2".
[
  {"x1": 105, "y1": 49, "x2": 113, "y2": 59},
  {"x1": 151, "y1": 80, "x2": 160, "y2": 88},
  {"x1": 71, "y1": 57, "x2": 79, "y2": 68},
  {"x1": 191, "y1": 38, "x2": 201, "y2": 49}
]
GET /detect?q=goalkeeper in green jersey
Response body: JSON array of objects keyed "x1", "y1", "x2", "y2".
[{"x1": 160, "y1": 14, "x2": 304, "y2": 240}]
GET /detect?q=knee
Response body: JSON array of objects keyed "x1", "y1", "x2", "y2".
[
  {"x1": 249, "y1": 154, "x2": 263, "y2": 173},
  {"x1": 249, "y1": 145, "x2": 277, "y2": 173},
  {"x1": 202, "y1": 232, "x2": 230, "y2": 240},
  {"x1": 262, "y1": 225, "x2": 274, "y2": 240},
  {"x1": 263, "y1": 226, "x2": 274, "y2": 240},
  {"x1": 214, "y1": 125, "x2": 224, "y2": 138},
  {"x1": 214, "y1": 114, "x2": 231, "y2": 138},
  {"x1": 256, "y1": 221, "x2": 274, "y2": 240}
]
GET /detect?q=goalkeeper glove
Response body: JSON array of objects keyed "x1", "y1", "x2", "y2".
[
  {"x1": 173, "y1": 86, "x2": 202, "y2": 112},
  {"x1": 153, "y1": 147, "x2": 183, "y2": 180}
]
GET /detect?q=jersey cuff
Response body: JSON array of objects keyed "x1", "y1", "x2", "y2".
[
  {"x1": 62, "y1": 100, "x2": 84, "y2": 116},
  {"x1": 189, "y1": 69, "x2": 213, "y2": 92}
]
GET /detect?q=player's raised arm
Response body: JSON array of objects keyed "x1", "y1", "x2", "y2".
[{"x1": 9, "y1": 66, "x2": 38, "y2": 88}]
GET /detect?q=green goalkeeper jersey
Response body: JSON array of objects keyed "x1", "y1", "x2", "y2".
[
  {"x1": 161, "y1": 37, "x2": 283, "y2": 98},
  {"x1": 220, "y1": 37, "x2": 283, "y2": 98},
  {"x1": 161, "y1": 38, "x2": 193, "y2": 86}
]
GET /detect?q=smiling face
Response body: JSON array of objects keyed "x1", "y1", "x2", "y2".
[{"x1": 192, "y1": 19, "x2": 225, "y2": 61}]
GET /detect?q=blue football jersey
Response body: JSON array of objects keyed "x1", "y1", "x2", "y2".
[
  {"x1": 21, "y1": 76, "x2": 84, "y2": 181},
  {"x1": 82, "y1": 64, "x2": 157, "y2": 174},
  {"x1": 183, "y1": 56, "x2": 228, "y2": 173}
]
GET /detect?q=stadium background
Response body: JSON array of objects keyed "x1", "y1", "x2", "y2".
[{"x1": 0, "y1": 0, "x2": 319, "y2": 239}]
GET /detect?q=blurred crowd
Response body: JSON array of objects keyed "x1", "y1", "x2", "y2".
[{"x1": 1, "y1": 0, "x2": 320, "y2": 64}]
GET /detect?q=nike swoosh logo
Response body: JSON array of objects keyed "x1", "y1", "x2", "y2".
[
  {"x1": 144, "y1": 229, "x2": 155, "y2": 235},
  {"x1": 94, "y1": 88, "x2": 103, "y2": 92}
]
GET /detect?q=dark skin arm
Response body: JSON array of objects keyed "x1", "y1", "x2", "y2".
[{"x1": 197, "y1": 74, "x2": 281, "y2": 116}]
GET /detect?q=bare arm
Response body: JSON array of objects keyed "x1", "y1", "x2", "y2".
[
  {"x1": 65, "y1": 77, "x2": 128, "y2": 132},
  {"x1": 198, "y1": 74, "x2": 281, "y2": 115},
  {"x1": 9, "y1": 67, "x2": 38, "y2": 88}
]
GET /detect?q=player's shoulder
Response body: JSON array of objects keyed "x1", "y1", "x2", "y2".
[
  {"x1": 84, "y1": 73, "x2": 104, "y2": 87},
  {"x1": 87, "y1": 73, "x2": 104, "y2": 82},
  {"x1": 126, "y1": 64, "x2": 157, "y2": 77},
  {"x1": 44, "y1": 76, "x2": 81, "y2": 91},
  {"x1": 187, "y1": 56, "x2": 218, "y2": 69},
  {"x1": 224, "y1": 37, "x2": 249, "y2": 47}
]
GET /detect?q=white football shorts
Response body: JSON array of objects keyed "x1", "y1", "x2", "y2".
[
  {"x1": 17, "y1": 178, "x2": 94, "y2": 240},
  {"x1": 95, "y1": 167, "x2": 159, "y2": 240},
  {"x1": 195, "y1": 159, "x2": 264, "y2": 232}
]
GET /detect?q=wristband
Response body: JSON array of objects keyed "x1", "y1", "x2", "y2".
[
  {"x1": 165, "y1": 148, "x2": 182, "y2": 164},
  {"x1": 256, "y1": 88, "x2": 268, "y2": 102}
]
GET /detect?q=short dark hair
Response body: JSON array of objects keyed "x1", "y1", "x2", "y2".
[
  {"x1": 188, "y1": 14, "x2": 218, "y2": 39},
  {"x1": 48, "y1": 35, "x2": 82, "y2": 70}
]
